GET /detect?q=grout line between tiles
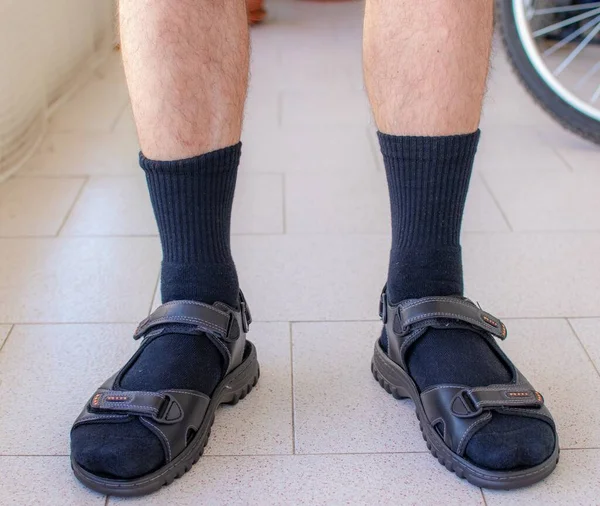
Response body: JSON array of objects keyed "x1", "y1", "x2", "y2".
[
  {"x1": 13, "y1": 174, "x2": 96, "y2": 180},
  {"x1": 365, "y1": 126, "x2": 383, "y2": 172},
  {"x1": 6, "y1": 316, "x2": 600, "y2": 327},
  {"x1": 567, "y1": 319, "x2": 600, "y2": 379},
  {"x1": 552, "y1": 147, "x2": 575, "y2": 173},
  {"x1": 0, "y1": 451, "x2": 430, "y2": 458},
  {"x1": 0, "y1": 325, "x2": 14, "y2": 354},
  {"x1": 3, "y1": 447, "x2": 598, "y2": 458},
  {"x1": 55, "y1": 176, "x2": 90, "y2": 236},
  {"x1": 478, "y1": 172, "x2": 514, "y2": 232},
  {"x1": 276, "y1": 91, "x2": 283, "y2": 127},
  {"x1": 480, "y1": 489, "x2": 488, "y2": 506},
  {"x1": 3, "y1": 321, "x2": 141, "y2": 326},
  {"x1": 281, "y1": 173, "x2": 287, "y2": 234},
  {"x1": 289, "y1": 321, "x2": 296, "y2": 454},
  {"x1": 110, "y1": 101, "x2": 130, "y2": 133},
  {"x1": 147, "y1": 271, "x2": 161, "y2": 316},
  {"x1": 286, "y1": 316, "x2": 600, "y2": 324},
  {"x1": 8, "y1": 230, "x2": 600, "y2": 241}
]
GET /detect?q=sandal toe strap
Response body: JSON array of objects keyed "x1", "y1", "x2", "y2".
[
  {"x1": 72, "y1": 388, "x2": 211, "y2": 464},
  {"x1": 421, "y1": 383, "x2": 553, "y2": 456},
  {"x1": 87, "y1": 389, "x2": 183, "y2": 423}
]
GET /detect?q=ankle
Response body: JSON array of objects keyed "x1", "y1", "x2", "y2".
[
  {"x1": 386, "y1": 246, "x2": 463, "y2": 303},
  {"x1": 161, "y1": 261, "x2": 239, "y2": 306}
]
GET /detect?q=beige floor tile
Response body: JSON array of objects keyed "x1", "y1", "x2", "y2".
[
  {"x1": 475, "y1": 125, "x2": 571, "y2": 174},
  {"x1": 49, "y1": 75, "x2": 129, "y2": 133},
  {"x1": 61, "y1": 173, "x2": 283, "y2": 236},
  {"x1": 0, "y1": 177, "x2": 85, "y2": 237},
  {"x1": 285, "y1": 170, "x2": 390, "y2": 234},
  {"x1": 110, "y1": 454, "x2": 484, "y2": 506},
  {"x1": 113, "y1": 104, "x2": 137, "y2": 134},
  {"x1": 0, "y1": 457, "x2": 105, "y2": 505},
  {"x1": 206, "y1": 323, "x2": 293, "y2": 456},
  {"x1": 0, "y1": 324, "x2": 138, "y2": 455},
  {"x1": 0, "y1": 237, "x2": 160, "y2": 323},
  {"x1": 556, "y1": 145, "x2": 600, "y2": 173},
  {"x1": 463, "y1": 174, "x2": 511, "y2": 232},
  {"x1": 232, "y1": 174, "x2": 284, "y2": 234},
  {"x1": 483, "y1": 450, "x2": 600, "y2": 506},
  {"x1": 241, "y1": 125, "x2": 377, "y2": 174},
  {"x1": 244, "y1": 87, "x2": 281, "y2": 132},
  {"x1": 232, "y1": 235, "x2": 388, "y2": 322},
  {"x1": 0, "y1": 325, "x2": 11, "y2": 348},
  {"x1": 151, "y1": 282, "x2": 161, "y2": 313},
  {"x1": 233, "y1": 232, "x2": 600, "y2": 322},
  {"x1": 482, "y1": 70, "x2": 557, "y2": 129},
  {"x1": 535, "y1": 122, "x2": 595, "y2": 153},
  {"x1": 569, "y1": 318, "x2": 600, "y2": 374},
  {"x1": 61, "y1": 176, "x2": 156, "y2": 236},
  {"x1": 292, "y1": 321, "x2": 423, "y2": 454},
  {"x1": 281, "y1": 90, "x2": 372, "y2": 127},
  {"x1": 284, "y1": 172, "x2": 508, "y2": 234},
  {"x1": 19, "y1": 132, "x2": 140, "y2": 177},
  {"x1": 482, "y1": 170, "x2": 600, "y2": 231},
  {"x1": 250, "y1": 49, "x2": 360, "y2": 93},
  {"x1": 499, "y1": 319, "x2": 600, "y2": 449},
  {"x1": 462, "y1": 232, "x2": 600, "y2": 318}
]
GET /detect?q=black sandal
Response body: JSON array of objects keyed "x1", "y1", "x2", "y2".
[
  {"x1": 372, "y1": 290, "x2": 559, "y2": 489},
  {"x1": 70, "y1": 292, "x2": 259, "y2": 497}
]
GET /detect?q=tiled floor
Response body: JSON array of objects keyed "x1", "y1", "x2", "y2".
[{"x1": 1, "y1": 1, "x2": 600, "y2": 505}]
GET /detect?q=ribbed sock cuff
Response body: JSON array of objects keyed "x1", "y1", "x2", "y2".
[
  {"x1": 139, "y1": 143, "x2": 242, "y2": 173},
  {"x1": 377, "y1": 130, "x2": 480, "y2": 160},
  {"x1": 140, "y1": 143, "x2": 241, "y2": 264}
]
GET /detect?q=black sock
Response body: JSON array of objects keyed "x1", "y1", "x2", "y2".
[
  {"x1": 142, "y1": 144, "x2": 241, "y2": 306},
  {"x1": 71, "y1": 145, "x2": 241, "y2": 479},
  {"x1": 379, "y1": 131, "x2": 554, "y2": 470}
]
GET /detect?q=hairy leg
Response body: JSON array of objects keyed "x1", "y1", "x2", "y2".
[
  {"x1": 121, "y1": 0, "x2": 249, "y2": 159},
  {"x1": 364, "y1": 0, "x2": 492, "y2": 135},
  {"x1": 364, "y1": 0, "x2": 555, "y2": 472}
]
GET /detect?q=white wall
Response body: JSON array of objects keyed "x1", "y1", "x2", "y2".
[{"x1": 0, "y1": 0, "x2": 115, "y2": 180}]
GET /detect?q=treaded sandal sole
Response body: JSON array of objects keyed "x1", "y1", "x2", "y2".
[
  {"x1": 371, "y1": 340, "x2": 559, "y2": 490},
  {"x1": 71, "y1": 340, "x2": 260, "y2": 497}
]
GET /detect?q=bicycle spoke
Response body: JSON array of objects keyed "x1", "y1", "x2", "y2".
[
  {"x1": 553, "y1": 22, "x2": 600, "y2": 76},
  {"x1": 533, "y1": 2, "x2": 600, "y2": 16},
  {"x1": 591, "y1": 84, "x2": 600, "y2": 103},
  {"x1": 575, "y1": 61, "x2": 600, "y2": 90},
  {"x1": 543, "y1": 14, "x2": 600, "y2": 57},
  {"x1": 511, "y1": 0, "x2": 600, "y2": 124},
  {"x1": 533, "y1": 6, "x2": 600, "y2": 38}
]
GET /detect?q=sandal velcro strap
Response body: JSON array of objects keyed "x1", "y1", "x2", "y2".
[
  {"x1": 134, "y1": 301, "x2": 233, "y2": 340},
  {"x1": 134, "y1": 292, "x2": 252, "y2": 341},
  {"x1": 89, "y1": 389, "x2": 184, "y2": 424},
  {"x1": 421, "y1": 383, "x2": 552, "y2": 456},
  {"x1": 396, "y1": 296, "x2": 507, "y2": 339},
  {"x1": 451, "y1": 387, "x2": 544, "y2": 418}
]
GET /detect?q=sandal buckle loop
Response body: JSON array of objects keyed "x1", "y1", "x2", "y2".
[{"x1": 152, "y1": 395, "x2": 184, "y2": 424}]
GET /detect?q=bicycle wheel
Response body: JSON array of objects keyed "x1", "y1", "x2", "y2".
[{"x1": 497, "y1": 0, "x2": 600, "y2": 144}]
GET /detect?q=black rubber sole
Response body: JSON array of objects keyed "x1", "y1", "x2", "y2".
[
  {"x1": 371, "y1": 340, "x2": 559, "y2": 490},
  {"x1": 71, "y1": 341, "x2": 260, "y2": 497}
]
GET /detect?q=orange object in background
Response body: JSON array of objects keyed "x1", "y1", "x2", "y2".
[{"x1": 247, "y1": 0, "x2": 266, "y2": 24}]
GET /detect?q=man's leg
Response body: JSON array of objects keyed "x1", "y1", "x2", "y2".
[
  {"x1": 364, "y1": 0, "x2": 555, "y2": 472},
  {"x1": 71, "y1": 0, "x2": 249, "y2": 478}
]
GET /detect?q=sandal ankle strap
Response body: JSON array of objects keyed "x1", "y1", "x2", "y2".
[
  {"x1": 134, "y1": 291, "x2": 252, "y2": 341},
  {"x1": 380, "y1": 289, "x2": 506, "y2": 340}
]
